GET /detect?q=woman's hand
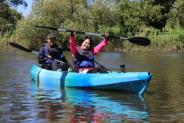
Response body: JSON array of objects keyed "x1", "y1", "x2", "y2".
[
  {"x1": 70, "y1": 31, "x2": 76, "y2": 37},
  {"x1": 105, "y1": 32, "x2": 110, "y2": 40},
  {"x1": 105, "y1": 32, "x2": 114, "y2": 40}
]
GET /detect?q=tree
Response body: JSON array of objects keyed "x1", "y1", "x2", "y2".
[
  {"x1": 14, "y1": 0, "x2": 120, "y2": 49},
  {"x1": 117, "y1": 0, "x2": 175, "y2": 31},
  {"x1": 0, "y1": 0, "x2": 27, "y2": 36},
  {"x1": 169, "y1": 0, "x2": 184, "y2": 28}
]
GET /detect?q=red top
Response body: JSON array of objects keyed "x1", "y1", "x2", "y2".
[{"x1": 69, "y1": 36, "x2": 109, "y2": 57}]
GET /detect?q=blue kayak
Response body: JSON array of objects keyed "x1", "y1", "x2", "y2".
[{"x1": 30, "y1": 65, "x2": 152, "y2": 95}]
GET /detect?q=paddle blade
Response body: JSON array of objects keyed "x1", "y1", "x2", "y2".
[
  {"x1": 128, "y1": 37, "x2": 151, "y2": 46},
  {"x1": 9, "y1": 42, "x2": 32, "y2": 52}
]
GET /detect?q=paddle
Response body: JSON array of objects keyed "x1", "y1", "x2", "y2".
[
  {"x1": 9, "y1": 42, "x2": 65, "y2": 64},
  {"x1": 94, "y1": 60, "x2": 111, "y2": 72},
  {"x1": 33, "y1": 25, "x2": 151, "y2": 46},
  {"x1": 9, "y1": 42, "x2": 110, "y2": 72}
]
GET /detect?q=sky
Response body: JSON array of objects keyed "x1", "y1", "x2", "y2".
[
  {"x1": 17, "y1": 0, "x2": 33, "y2": 17},
  {"x1": 16, "y1": 0, "x2": 95, "y2": 17}
]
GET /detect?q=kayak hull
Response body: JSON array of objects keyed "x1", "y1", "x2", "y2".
[{"x1": 30, "y1": 65, "x2": 152, "y2": 95}]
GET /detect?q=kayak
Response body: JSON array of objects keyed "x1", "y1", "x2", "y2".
[{"x1": 30, "y1": 65, "x2": 152, "y2": 95}]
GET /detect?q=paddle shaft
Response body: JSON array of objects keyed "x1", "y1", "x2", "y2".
[
  {"x1": 58, "y1": 28, "x2": 127, "y2": 40},
  {"x1": 9, "y1": 42, "x2": 65, "y2": 64},
  {"x1": 34, "y1": 26, "x2": 151, "y2": 46},
  {"x1": 94, "y1": 60, "x2": 111, "y2": 72},
  {"x1": 29, "y1": 51, "x2": 65, "y2": 64}
]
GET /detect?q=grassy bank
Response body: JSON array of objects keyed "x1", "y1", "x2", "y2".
[
  {"x1": 148, "y1": 26, "x2": 184, "y2": 52},
  {"x1": 0, "y1": 35, "x2": 12, "y2": 50},
  {"x1": 103, "y1": 26, "x2": 184, "y2": 52}
]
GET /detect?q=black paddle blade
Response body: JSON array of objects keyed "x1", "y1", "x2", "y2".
[
  {"x1": 128, "y1": 37, "x2": 151, "y2": 46},
  {"x1": 9, "y1": 42, "x2": 32, "y2": 52}
]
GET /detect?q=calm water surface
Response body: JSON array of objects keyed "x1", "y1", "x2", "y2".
[{"x1": 0, "y1": 50, "x2": 184, "y2": 123}]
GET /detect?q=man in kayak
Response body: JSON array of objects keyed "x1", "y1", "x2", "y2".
[
  {"x1": 38, "y1": 32, "x2": 69, "y2": 71},
  {"x1": 69, "y1": 31, "x2": 110, "y2": 73}
]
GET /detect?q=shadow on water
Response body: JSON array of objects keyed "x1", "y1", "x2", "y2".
[{"x1": 32, "y1": 80, "x2": 149, "y2": 123}]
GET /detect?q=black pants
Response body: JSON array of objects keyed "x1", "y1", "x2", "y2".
[
  {"x1": 42, "y1": 61, "x2": 69, "y2": 71},
  {"x1": 87, "y1": 66, "x2": 108, "y2": 73}
]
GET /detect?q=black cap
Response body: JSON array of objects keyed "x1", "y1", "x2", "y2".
[{"x1": 46, "y1": 32, "x2": 56, "y2": 39}]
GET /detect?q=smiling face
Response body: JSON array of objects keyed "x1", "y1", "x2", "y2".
[{"x1": 81, "y1": 38, "x2": 91, "y2": 50}]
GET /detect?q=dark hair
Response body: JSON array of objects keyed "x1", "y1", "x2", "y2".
[{"x1": 79, "y1": 36, "x2": 93, "y2": 50}]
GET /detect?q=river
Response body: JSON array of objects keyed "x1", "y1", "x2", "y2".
[{"x1": 0, "y1": 50, "x2": 184, "y2": 123}]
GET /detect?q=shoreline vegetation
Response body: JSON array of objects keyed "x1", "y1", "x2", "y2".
[{"x1": 1, "y1": 0, "x2": 184, "y2": 52}]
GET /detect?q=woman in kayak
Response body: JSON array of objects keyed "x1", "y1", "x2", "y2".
[
  {"x1": 38, "y1": 32, "x2": 69, "y2": 71},
  {"x1": 69, "y1": 32, "x2": 109, "y2": 73}
]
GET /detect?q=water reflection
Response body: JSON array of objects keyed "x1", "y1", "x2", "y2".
[{"x1": 32, "y1": 81, "x2": 149, "y2": 122}]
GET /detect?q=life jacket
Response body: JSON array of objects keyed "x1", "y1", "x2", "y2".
[
  {"x1": 39, "y1": 44, "x2": 62, "y2": 64},
  {"x1": 74, "y1": 46, "x2": 95, "y2": 68},
  {"x1": 43, "y1": 44, "x2": 49, "y2": 57},
  {"x1": 47, "y1": 44, "x2": 62, "y2": 59},
  {"x1": 42, "y1": 44, "x2": 64, "y2": 59}
]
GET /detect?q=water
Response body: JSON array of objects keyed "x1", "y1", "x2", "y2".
[{"x1": 0, "y1": 50, "x2": 184, "y2": 123}]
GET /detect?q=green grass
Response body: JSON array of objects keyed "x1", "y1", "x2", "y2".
[{"x1": 138, "y1": 26, "x2": 184, "y2": 52}]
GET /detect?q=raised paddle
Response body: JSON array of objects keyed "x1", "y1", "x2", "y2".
[
  {"x1": 9, "y1": 42, "x2": 65, "y2": 64},
  {"x1": 33, "y1": 25, "x2": 151, "y2": 46}
]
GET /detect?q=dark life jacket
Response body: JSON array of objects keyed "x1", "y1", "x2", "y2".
[
  {"x1": 74, "y1": 46, "x2": 95, "y2": 68},
  {"x1": 38, "y1": 44, "x2": 66, "y2": 64}
]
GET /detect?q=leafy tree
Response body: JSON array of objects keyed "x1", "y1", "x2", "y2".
[
  {"x1": 118, "y1": 0, "x2": 143, "y2": 35},
  {"x1": 11, "y1": 0, "x2": 184, "y2": 51},
  {"x1": 0, "y1": 0, "x2": 27, "y2": 37},
  {"x1": 149, "y1": 0, "x2": 176, "y2": 30},
  {"x1": 14, "y1": 0, "x2": 120, "y2": 48},
  {"x1": 139, "y1": 1, "x2": 165, "y2": 31},
  {"x1": 169, "y1": 0, "x2": 184, "y2": 28},
  {"x1": 86, "y1": 0, "x2": 120, "y2": 32},
  {"x1": 117, "y1": 0, "x2": 178, "y2": 31}
]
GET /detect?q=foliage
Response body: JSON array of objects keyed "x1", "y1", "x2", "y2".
[
  {"x1": 1, "y1": 0, "x2": 184, "y2": 52},
  {"x1": 168, "y1": 0, "x2": 184, "y2": 28},
  {"x1": 12, "y1": 0, "x2": 121, "y2": 49},
  {"x1": 0, "y1": 0, "x2": 27, "y2": 37}
]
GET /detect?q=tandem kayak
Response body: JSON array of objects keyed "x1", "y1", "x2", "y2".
[{"x1": 30, "y1": 65, "x2": 152, "y2": 95}]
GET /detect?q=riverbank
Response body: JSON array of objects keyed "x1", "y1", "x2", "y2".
[{"x1": 2, "y1": 40, "x2": 183, "y2": 53}]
